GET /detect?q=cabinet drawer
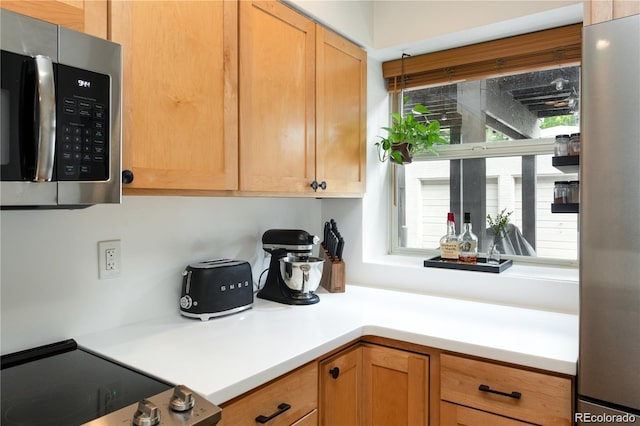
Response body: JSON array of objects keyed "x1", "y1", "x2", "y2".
[
  {"x1": 440, "y1": 354, "x2": 571, "y2": 425},
  {"x1": 219, "y1": 362, "x2": 318, "y2": 426},
  {"x1": 441, "y1": 401, "x2": 532, "y2": 425}
]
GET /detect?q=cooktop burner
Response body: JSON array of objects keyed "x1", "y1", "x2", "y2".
[{"x1": 1, "y1": 339, "x2": 172, "y2": 426}]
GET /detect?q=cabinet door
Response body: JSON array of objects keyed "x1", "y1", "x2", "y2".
[
  {"x1": 586, "y1": 0, "x2": 640, "y2": 24},
  {"x1": 1, "y1": 0, "x2": 106, "y2": 37},
  {"x1": 440, "y1": 401, "x2": 531, "y2": 426},
  {"x1": 239, "y1": 0, "x2": 316, "y2": 193},
  {"x1": 111, "y1": 0, "x2": 238, "y2": 191},
  {"x1": 319, "y1": 345, "x2": 362, "y2": 426},
  {"x1": 362, "y1": 345, "x2": 429, "y2": 426},
  {"x1": 315, "y1": 26, "x2": 367, "y2": 196}
]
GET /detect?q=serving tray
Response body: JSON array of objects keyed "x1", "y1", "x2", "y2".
[{"x1": 423, "y1": 256, "x2": 513, "y2": 273}]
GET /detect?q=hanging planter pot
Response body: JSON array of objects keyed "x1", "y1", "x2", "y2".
[
  {"x1": 374, "y1": 98, "x2": 448, "y2": 166},
  {"x1": 391, "y1": 142, "x2": 413, "y2": 164}
]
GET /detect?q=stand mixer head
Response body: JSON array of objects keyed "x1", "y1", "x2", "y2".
[{"x1": 257, "y1": 229, "x2": 324, "y2": 305}]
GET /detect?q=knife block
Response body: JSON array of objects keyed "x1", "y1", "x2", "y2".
[{"x1": 319, "y1": 246, "x2": 345, "y2": 293}]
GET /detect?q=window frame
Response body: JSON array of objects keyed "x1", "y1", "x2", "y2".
[
  {"x1": 382, "y1": 24, "x2": 582, "y2": 268},
  {"x1": 388, "y1": 95, "x2": 579, "y2": 268}
]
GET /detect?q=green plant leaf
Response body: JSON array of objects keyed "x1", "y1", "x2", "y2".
[{"x1": 412, "y1": 104, "x2": 430, "y2": 114}]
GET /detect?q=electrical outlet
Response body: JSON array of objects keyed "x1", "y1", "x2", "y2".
[{"x1": 98, "y1": 240, "x2": 121, "y2": 279}]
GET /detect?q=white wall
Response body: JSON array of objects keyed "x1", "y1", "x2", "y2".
[
  {"x1": 288, "y1": 0, "x2": 583, "y2": 60},
  {"x1": 0, "y1": 197, "x2": 321, "y2": 354},
  {"x1": 373, "y1": 1, "x2": 582, "y2": 49}
]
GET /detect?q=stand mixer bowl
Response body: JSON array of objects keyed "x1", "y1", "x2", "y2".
[{"x1": 279, "y1": 255, "x2": 325, "y2": 296}]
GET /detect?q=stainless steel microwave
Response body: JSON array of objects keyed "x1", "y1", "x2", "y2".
[{"x1": 1, "y1": 9, "x2": 122, "y2": 208}]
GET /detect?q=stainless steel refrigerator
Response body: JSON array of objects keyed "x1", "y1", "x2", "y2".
[{"x1": 578, "y1": 13, "x2": 640, "y2": 423}]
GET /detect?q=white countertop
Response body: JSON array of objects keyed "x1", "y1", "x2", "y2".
[{"x1": 76, "y1": 285, "x2": 578, "y2": 405}]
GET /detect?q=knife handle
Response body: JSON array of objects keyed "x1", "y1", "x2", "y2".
[{"x1": 336, "y1": 237, "x2": 345, "y2": 261}]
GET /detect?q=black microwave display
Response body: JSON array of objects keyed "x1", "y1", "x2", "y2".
[{"x1": 56, "y1": 64, "x2": 110, "y2": 181}]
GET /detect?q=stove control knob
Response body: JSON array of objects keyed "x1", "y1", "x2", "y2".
[
  {"x1": 132, "y1": 399, "x2": 161, "y2": 426},
  {"x1": 170, "y1": 384, "x2": 196, "y2": 412}
]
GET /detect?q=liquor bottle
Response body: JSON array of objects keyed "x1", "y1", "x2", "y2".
[
  {"x1": 439, "y1": 212, "x2": 459, "y2": 261},
  {"x1": 458, "y1": 212, "x2": 478, "y2": 264}
]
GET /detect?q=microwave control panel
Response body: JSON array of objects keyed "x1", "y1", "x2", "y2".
[{"x1": 56, "y1": 64, "x2": 110, "y2": 181}]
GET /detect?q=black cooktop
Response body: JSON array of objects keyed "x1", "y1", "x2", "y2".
[{"x1": 1, "y1": 339, "x2": 172, "y2": 426}]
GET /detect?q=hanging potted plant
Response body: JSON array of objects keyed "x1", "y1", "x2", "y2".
[{"x1": 375, "y1": 98, "x2": 448, "y2": 165}]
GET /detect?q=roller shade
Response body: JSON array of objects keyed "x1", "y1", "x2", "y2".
[{"x1": 382, "y1": 23, "x2": 582, "y2": 91}]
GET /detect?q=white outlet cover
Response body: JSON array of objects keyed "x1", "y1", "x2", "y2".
[{"x1": 98, "y1": 240, "x2": 121, "y2": 279}]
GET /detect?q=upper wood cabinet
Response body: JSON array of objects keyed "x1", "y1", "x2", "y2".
[
  {"x1": 239, "y1": 0, "x2": 316, "y2": 194},
  {"x1": 316, "y1": 26, "x2": 367, "y2": 196},
  {"x1": 239, "y1": 0, "x2": 366, "y2": 196},
  {"x1": 585, "y1": 0, "x2": 640, "y2": 25},
  {"x1": 1, "y1": 0, "x2": 107, "y2": 38},
  {"x1": 110, "y1": 0, "x2": 238, "y2": 192}
]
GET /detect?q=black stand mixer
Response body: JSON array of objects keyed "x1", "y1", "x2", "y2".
[{"x1": 257, "y1": 229, "x2": 325, "y2": 305}]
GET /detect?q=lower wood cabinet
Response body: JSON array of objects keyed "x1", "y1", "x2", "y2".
[
  {"x1": 440, "y1": 353, "x2": 572, "y2": 426},
  {"x1": 319, "y1": 343, "x2": 429, "y2": 426},
  {"x1": 217, "y1": 340, "x2": 573, "y2": 426},
  {"x1": 292, "y1": 409, "x2": 318, "y2": 426},
  {"x1": 441, "y1": 401, "x2": 531, "y2": 425},
  {"x1": 362, "y1": 344, "x2": 429, "y2": 426},
  {"x1": 319, "y1": 344, "x2": 362, "y2": 425},
  {"x1": 218, "y1": 362, "x2": 317, "y2": 426}
]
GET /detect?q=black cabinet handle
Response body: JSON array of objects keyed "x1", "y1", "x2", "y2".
[
  {"x1": 329, "y1": 367, "x2": 340, "y2": 379},
  {"x1": 255, "y1": 403, "x2": 291, "y2": 424},
  {"x1": 478, "y1": 384, "x2": 522, "y2": 400},
  {"x1": 310, "y1": 180, "x2": 327, "y2": 192},
  {"x1": 122, "y1": 169, "x2": 134, "y2": 184}
]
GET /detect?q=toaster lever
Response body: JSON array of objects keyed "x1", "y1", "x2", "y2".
[{"x1": 182, "y1": 270, "x2": 193, "y2": 294}]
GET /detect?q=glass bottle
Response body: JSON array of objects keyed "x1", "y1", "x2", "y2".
[
  {"x1": 458, "y1": 212, "x2": 478, "y2": 264},
  {"x1": 439, "y1": 212, "x2": 459, "y2": 261}
]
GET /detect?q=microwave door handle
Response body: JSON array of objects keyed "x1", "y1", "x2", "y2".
[{"x1": 34, "y1": 55, "x2": 56, "y2": 182}]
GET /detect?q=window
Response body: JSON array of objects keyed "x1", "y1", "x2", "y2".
[{"x1": 383, "y1": 25, "x2": 581, "y2": 265}]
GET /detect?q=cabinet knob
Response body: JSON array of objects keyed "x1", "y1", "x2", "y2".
[
  {"x1": 310, "y1": 180, "x2": 328, "y2": 192},
  {"x1": 122, "y1": 169, "x2": 134, "y2": 184},
  {"x1": 329, "y1": 367, "x2": 340, "y2": 379}
]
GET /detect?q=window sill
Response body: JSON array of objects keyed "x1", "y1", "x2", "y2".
[
  {"x1": 371, "y1": 253, "x2": 577, "y2": 280},
  {"x1": 353, "y1": 253, "x2": 579, "y2": 314}
]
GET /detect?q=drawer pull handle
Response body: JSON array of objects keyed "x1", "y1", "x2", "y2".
[
  {"x1": 329, "y1": 367, "x2": 340, "y2": 379},
  {"x1": 478, "y1": 384, "x2": 522, "y2": 400},
  {"x1": 255, "y1": 403, "x2": 291, "y2": 423}
]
